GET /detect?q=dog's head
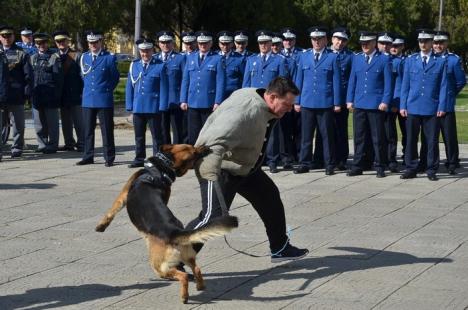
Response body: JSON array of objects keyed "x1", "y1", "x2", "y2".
[{"x1": 159, "y1": 144, "x2": 211, "y2": 177}]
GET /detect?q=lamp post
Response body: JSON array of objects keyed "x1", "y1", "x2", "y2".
[
  {"x1": 437, "y1": 0, "x2": 444, "y2": 30},
  {"x1": 134, "y1": 0, "x2": 141, "y2": 57}
]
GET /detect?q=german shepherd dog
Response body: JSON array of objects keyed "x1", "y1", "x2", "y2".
[{"x1": 95, "y1": 144, "x2": 238, "y2": 303}]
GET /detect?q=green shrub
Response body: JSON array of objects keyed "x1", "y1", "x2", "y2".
[{"x1": 117, "y1": 61, "x2": 131, "y2": 77}]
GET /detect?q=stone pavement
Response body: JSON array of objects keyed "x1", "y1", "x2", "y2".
[{"x1": 1, "y1": 123, "x2": 468, "y2": 310}]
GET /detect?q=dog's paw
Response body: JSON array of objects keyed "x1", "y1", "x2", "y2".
[
  {"x1": 181, "y1": 296, "x2": 188, "y2": 304},
  {"x1": 196, "y1": 283, "x2": 205, "y2": 291},
  {"x1": 95, "y1": 222, "x2": 109, "y2": 232}
]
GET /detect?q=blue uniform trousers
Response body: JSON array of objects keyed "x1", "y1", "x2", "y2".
[
  {"x1": 351, "y1": 108, "x2": 386, "y2": 172},
  {"x1": 266, "y1": 117, "x2": 295, "y2": 167},
  {"x1": 60, "y1": 105, "x2": 84, "y2": 150},
  {"x1": 299, "y1": 107, "x2": 336, "y2": 169},
  {"x1": 187, "y1": 108, "x2": 211, "y2": 145},
  {"x1": 334, "y1": 105, "x2": 349, "y2": 166},
  {"x1": 161, "y1": 108, "x2": 186, "y2": 144},
  {"x1": 440, "y1": 112, "x2": 459, "y2": 169},
  {"x1": 384, "y1": 112, "x2": 399, "y2": 169},
  {"x1": 405, "y1": 114, "x2": 439, "y2": 175},
  {"x1": 132, "y1": 113, "x2": 163, "y2": 164},
  {"x1": 82, "y1": 107, "x2": 115, "y2": 163}
]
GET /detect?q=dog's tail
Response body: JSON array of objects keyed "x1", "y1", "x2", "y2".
[
  {"x1": 95, "y1": 169, "x2": 146, "y2": 232},
  {"x1": 172, "y1": 216, "x2": 239, "y2": 245}
]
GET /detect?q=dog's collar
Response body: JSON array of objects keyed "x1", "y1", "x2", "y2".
[
  {"x1": 143, "y1": 162, "x2": 175, "y2": 187},
  {"x1": 154, "y1": 152, "x2": 174, "y2": 168},
  {"x1": 144, "y1": 153, "x2": 176, "y2": 184}
]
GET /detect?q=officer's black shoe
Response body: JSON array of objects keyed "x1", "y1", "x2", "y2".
[
  {"x1": 400, "y1": 171, "x2": 417, "y2": 179},
  {"x1": 309, "y1": 162, "x2": 324, "y2": 170},
  {"x1": 376, "y1": 170, "x2": 386, "y2": 178},
  {"x1": 11, "y1": 152, "x2": 22, "y2": 158},
  {"x1": 42, "y1": 148, "x2": 57, "y2": 154},
  {"x1": 128, "y1": 162, "x2": 144, "y2": 168},
  {"x1": 325, "y1": 168, "x2": 335, "y2": 176},
  {"x1": 58, "y1": 145, "x2": 75, "y2": 151},
  {"x1": 417, "y1": 165, "x2": 427, "y2": 173},
  {"x1": 76, "y1": 159, "x2": 94, "y2": 165},
  {"x1": 268, "y1": 163, "x2": 279, "y2": 174},
  {"x1": 448, "y1": 168, "x2": 457, "y2": 175},
  {"x1": 282, "y1": 162, "x2": 294, "y2": 170},
  {"x1": 347, "y1": 169, "x2": 362, "y2": 176},
  {"x1": 293, "y1": 165, "x2": 309, "y2": 174},
  {"x1": 271, "y1": 243, "x2": 309, "y2": 263},
  {"x1": 36, "y1": 147, "x2": 46, "y2": 153},
  {"x1": 336, "y1": 163, "x2": 347, "y2": 171},
  {"x1": 76, "y1": 147, "x2": 84, "y2": 152},
  {"x1": 105, "y1": 161, "x2": 114, "y2": 167},
  {"x1": 389, "y1": 164, "x2": 399, "y2": 173},
  {"x1": 427, "y1": 174, "x2": 438, "y2": 181}
]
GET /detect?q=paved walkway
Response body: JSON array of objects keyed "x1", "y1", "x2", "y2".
[{"x1": 1, "y1": 124, "x2": 468, "y2": 309}]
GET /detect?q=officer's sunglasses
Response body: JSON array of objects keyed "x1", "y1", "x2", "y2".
[
  {"x1": 0, "y1": 33, "x2": 13, "y2": 38},
  {"x1": 55, "y1": 39, "x2": 66, "y2": 43}
]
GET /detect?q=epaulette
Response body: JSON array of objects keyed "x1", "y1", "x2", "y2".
[{"x1": 354, "y1": 51, "x2": 363, "y2": 55}]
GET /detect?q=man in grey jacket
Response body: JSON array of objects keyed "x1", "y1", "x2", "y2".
[{"x1": 187, "y1": 77, "x2": 309, "y2": 263}]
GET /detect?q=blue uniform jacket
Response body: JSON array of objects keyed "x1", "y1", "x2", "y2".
[
  {"x1": 242, "y1": 53, "x2": 288, "y2": 88},
  {"x1": 125, "y1": 58, "x2": 168, "y2": 114},
  {"x1": 346, "y1": 50, "x2": 393, "y2": 109},
  {"x1": 400, "y1": 53, "x2": 448, "y2": 115},
  {"x1": 180, "y1": 51, "x2": 225, "y2": 108},
  {"x1": 332, "y1": 48, "x2": 353, "y2": 106},
  {"x1": 442, "y1": 52, "x2": 466, "y2": 112},
  {"x1": 391, "y1": 55, "x2": 405, "y2": 109},
  {"x1": 155, "y1": 51, "x2": 185, "y2": 108},
  {"x1": 294, "y1": 49, "x2": 341, "y2": 108},
  {"x1": 80, "y1": 50, "x2": 119, "y2": 108},
  {"x1": 220, "y1": 51, "x2": 246, "y2": 98}
]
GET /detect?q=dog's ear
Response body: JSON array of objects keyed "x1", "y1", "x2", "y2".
[{"x1": 159, "y1": 144, "x2": 173, "y2": 153}]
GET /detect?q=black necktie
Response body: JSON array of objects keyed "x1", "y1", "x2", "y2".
[
  {"x1": 422, "y1": 56, "x2": 427, "y2": 69},
  {"x1": 163, "y1": 53, "x2": 168, "y2": 62},
  {"x1": 143, "y1": 63, "x2": 148, "y2": 71},
  {"x1": 200, "y1": 54, "x2": 205, "y2": 65},
  {"x1": 365, "y1": 55, "x2": 370, "y2": 64},
  {"x1": 92, "y1": 55, "x2": 97, "y2": 63},
  {"x1": 314, "y1": 53, "x2": 319, "y2": 63},
  {"x1": 262, "y1": 54, "x2": 266, "y2": 63}
]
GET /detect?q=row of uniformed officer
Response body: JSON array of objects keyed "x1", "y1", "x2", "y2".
[{"x1": 0, "y1": 49, "x2": 8, "y2": 161}]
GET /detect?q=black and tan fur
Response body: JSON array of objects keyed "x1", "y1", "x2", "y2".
[{"x1": 95, "y1": 144, "x2": 238, "y2": 303}]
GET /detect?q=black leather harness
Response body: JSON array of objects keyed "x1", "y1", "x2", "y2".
[{"x1": 140, "y1": 153, "x2": 176, "y2": 189}]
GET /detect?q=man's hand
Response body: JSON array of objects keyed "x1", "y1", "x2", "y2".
[
  {"x1": 378, "y1": 103, "x2": 388, "y2": 112},
  {"x1": 334, "y1": 105, "x2": 341, "y2": 113},
  {"x1": 437, "y1": 111, "x2": 446, "y2": 117},
  {"x1": 294, "y1": 104, "x2": 301, "y2": 113},
  {"x1": 400, "y1": 109, "x2": 407, "y2": 117},
  {"x1": 212, "y1": 103, "x2": 219, "y2": 111},
  {"x1": 180, "y1": 102, "x2": 188, "y2": 111},
  {"x1": 347, "y1": 102, "x2": 353, "y2": 112}
]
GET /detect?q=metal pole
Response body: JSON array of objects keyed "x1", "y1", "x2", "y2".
[
  {"x1": 134, "y1": 0, "x2": 141, "y2": 57},
  {"x1": 438, "y1": 0, "x2": 444, "y2": 30}
]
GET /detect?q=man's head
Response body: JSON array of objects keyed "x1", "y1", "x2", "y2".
[
  {"x1": 433, "y1": 30, "x2": 449, "y2": 54},
  {"x1": 271, "y1": 33, "x2": 283, "y2": 54},
  {"x1": 181, "y1": 31, "x2": 196, "y2": 53},
  {"x1": 86, "y1": 30, "x2": 103, "y2": 53},
  {"x1": 157, "y1": 30, "x2": 175, "y2": 53},
  {"x1": 234, "y1": 30, "x2": 249, "y2": 53},
  {"x1": 0, "y1": 25, "x2": 15, "y2": 47},
  {"x1": 34, "y1": 33, "x2": 49, "y2": 52},
  {"x1": 136, "y1": 37, "x2": 154, "y2": 62},
  {"x1": 53, "y1": 30, "x2": 71, "y2": 51},
  {"x1": 281, "y1": 28, "x2": 297, "y2": 50},
  {"x1": 256, "y1": 30, "x2": 273, "y2": 54},
  {"x1": 196, "y1": 31, "x2": 213, "y2": 53},
  {"x1": 417, "y1": 29, "x2": 435, "y2": 54},
  {"x1": 217, "y1": 30, "x2": 234, "y2": 54},
  {"x1": 20, "y1": 27, "x2": 33, "y2": 44},
  {"x1": 390, "y1": 35, "x2": 405, "y2": 56},
  {"x1": 359, "y1": 31, "x2": 377, "y2": 55},
  {"x1": 331, "y1": 27, "x2": 349, "y2": 51},
  {"x1": 308, "y1": 26, "x2": 328, "y2": 51},
  {"x1": 377, "y1": 32, "x2": 393, "y2": 53},
  {"x1": 264, "y1": 77, "x2": 300, "y2": 118}
]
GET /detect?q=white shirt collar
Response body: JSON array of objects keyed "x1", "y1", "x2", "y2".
[
  {"x1": 260, "y1": 51, "x2": 272, "y2": 60},
  {"x1": 420, "y1": 51, "x2": 432, "y2": 59},
  {"x1": 91, "y1": 49, "x2": 102, "y2": 57},
  {"x1": 60, "y1": 48, "x2": 69, "y2": 55},
  {"x1": 364, "y1": 49, "x2": 377, "y2": 62}
]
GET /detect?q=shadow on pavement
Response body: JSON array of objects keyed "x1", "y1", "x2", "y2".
[
  {"x1": 191, "y1": 246, "x2": 453, "y2": 303},
  {"x1": 0, "y1": 282, "x2": 170, "y2": 310}
]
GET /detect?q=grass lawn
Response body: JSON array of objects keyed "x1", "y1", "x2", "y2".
[
  {"x1": 114, "y1": 77, "x2": 127, "y2": 104},
  {"x1": 456, "y1": 85, "x2": 468, "y2": 111}
]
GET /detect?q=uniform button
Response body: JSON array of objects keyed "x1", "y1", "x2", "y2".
[
  {"x1": 264, "y1": 138, "x2": 267, "y2": 141},
  {"x1": 92, "y1": 89, "x2": 94, "y2": 91},
  {"x1": 259, "y1": 152, "x2": 263, "y2": 156},
  {"x1": 142, "y1": 92, "x2": 144, "y2": 95},
  {"x1": 364, "y1": 91, "x2": 367, "y2": 93},
  {"x1": 266, "y1": 123, "x2": 270, "y2": 127},
  {"x1": 197, "y1": 90, "x2": 200, "y2": 93}
]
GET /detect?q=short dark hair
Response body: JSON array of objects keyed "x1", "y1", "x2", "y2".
[{"x1": 266, "y1": 77, "x2": 300, "y2": 97}]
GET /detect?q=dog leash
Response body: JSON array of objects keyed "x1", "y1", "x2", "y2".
[{"x1": 213, "y1": 180, "x2": 291, "y2": 258}]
